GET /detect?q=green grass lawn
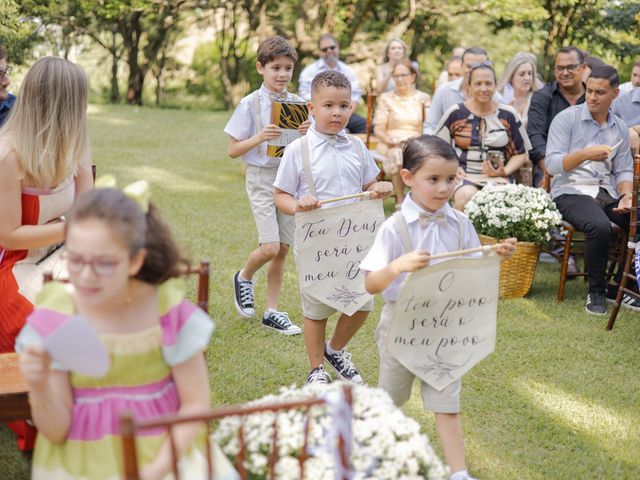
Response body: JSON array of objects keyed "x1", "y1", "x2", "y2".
[{"x1": 1, "y1": 104, "x2": 639, "y2": 479}]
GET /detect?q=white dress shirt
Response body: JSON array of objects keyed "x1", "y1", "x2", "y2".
[
  {"x1": 224, "y1": 83, "x2": 303, "y2": 168},
  {"x1": 274, "y1": 125, "x2": 379, "y2": 206},
  {"x1": 298, "y1": 59, "x2": 363, "y2": 103},
  {"x1": 360, "y1": 194, "x2": 480, "y2": 302}
]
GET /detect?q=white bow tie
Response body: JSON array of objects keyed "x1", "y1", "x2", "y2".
[
  {"x1": 269, "y1": 92, "x2": 287, "y2": 102},
  {"x1": 419, "y1": 211, "x2": 447, "y2": 227}
]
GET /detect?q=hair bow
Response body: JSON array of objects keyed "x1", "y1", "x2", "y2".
[{"x1": 94, "y1": 174, "x2": 151, "y2": 213}]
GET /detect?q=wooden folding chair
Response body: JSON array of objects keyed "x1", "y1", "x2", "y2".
[
  {"x1": 364, "y1": 92, "x2": 378, "y2": 150},
  {"x1": 541, "y1": 172, "x2": 627, "y2": 302},
  {"x1": 120, "y1": 385, "x2": 353, "y2": 480},
  {"x1": 607, "y1": 154, "x2": 640, "y2": 329}
]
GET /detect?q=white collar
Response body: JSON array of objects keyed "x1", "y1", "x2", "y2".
[
  {"x1": 306, "y1": 124, "x2": 350, "y2": 147},
  {"x1": 401, "y1": 193, "x2": 456, "y2": 224},
  {"x1": 449, "y1": 77, "x2": 464, "y2": 93}
]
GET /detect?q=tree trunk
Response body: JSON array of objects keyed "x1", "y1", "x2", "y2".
[{"x1": 110, "y1": 52, "x2": 120, "y2": 103}]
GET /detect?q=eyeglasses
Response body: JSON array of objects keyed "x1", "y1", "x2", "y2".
[
  {"x1": 392, "y1": 73, "x2": 413, "y2": 79},
  {"x1": 554, "y1": 63, "x2": 582, "y2": 73},
  {"x1": 0, "y1": 65, "x2": 12, "y2": 81},
  {"x1": 63, "y1": 251, "x2": 127, "y2": 277},
  {"x1": 320, "y1": 45, "x2": 337, "y2": 53}
]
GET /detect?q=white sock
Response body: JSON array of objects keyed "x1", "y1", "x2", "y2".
[
  {"x1": 238, "y1": 269, "x2": 252, "y2": 283},
  {"x1": 326, "y1": 341, "x2": 341, "y2": 354},
  {"x1": 450, "y1": 470, "x2": 469, "y2": 480},
  {"x1": 265, "y1": 308, "x2": 275, "y2": 314}
]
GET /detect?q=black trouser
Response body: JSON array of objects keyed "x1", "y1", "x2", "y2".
[
  {"x1": 346, "y1": 112, "x2": 367, "y2": 134},
  {"x1": 554, "y1": 189, "x2": 629, "y2": 293}
]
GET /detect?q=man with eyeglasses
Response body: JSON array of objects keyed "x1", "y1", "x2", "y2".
[
  {"x1": 423, "y1": 46, "x2": 502, "y2": 135},
  {"x1": 297, "y1": 33, "x2": 366, "y2": 133},
  {"x1": 0, "y1": 46, "x2": 15, "y2": 127},
  {"x1": 527, "y1": 46, "x2": 586, "y2": 181},
  {"x1": 546, "y1": 65, "x2": 639, "y2": 315}
]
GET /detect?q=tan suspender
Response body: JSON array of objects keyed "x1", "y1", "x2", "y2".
[{"x1": 301, "y1": 136, "x2": 318, "y2": 198}]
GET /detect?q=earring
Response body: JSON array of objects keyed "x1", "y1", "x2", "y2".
[{"x1": 125, "y1": 281, "x2": 133, "y2": 305}]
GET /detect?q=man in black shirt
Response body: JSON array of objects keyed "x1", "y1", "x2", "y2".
[{"x1": 527, "y1": 46, "x2": 586, "y2": 184}]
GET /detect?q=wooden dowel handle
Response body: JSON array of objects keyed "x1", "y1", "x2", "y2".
[{"x1": 318, "y1": 192, "x2": 369, "y2": 205}]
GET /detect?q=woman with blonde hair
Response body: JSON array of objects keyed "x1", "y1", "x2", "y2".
[
  {"x1": 0, "y1": 56, "x2": 93, "y2": 451},
  {"x1": 375, "y1": 37, "x2": 412, "y2": 94},
  {"x1": 497, "y1": 52, "x2": 544, "y2": 127}
]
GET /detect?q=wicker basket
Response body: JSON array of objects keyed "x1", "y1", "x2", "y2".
[{"x1": 479, "y1": 235, "x2": 541, "y2": 299}]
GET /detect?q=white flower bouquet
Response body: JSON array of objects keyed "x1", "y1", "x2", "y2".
[
  {"x1": 211, "y1": 383, "x2": 447, "y2": 480},
  {"x1": 464, "y1": 183, "x2": 562, "y2": 244}
]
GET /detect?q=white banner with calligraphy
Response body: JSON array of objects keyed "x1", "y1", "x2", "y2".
[
  {"x1": 386, "y1": 256, "x2": 500, "y2": 391},
  {"x1": 294, "y1": 199, "x2": 385, "y2": 316}
]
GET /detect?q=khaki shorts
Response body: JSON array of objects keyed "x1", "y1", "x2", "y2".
[
  {"x1": 375, "y1": 301, "x2": 461, "y2": 413},
  {"x1": 245, "y1": 164, "x2": 294, "y2": 245},
  {"x1": 300, "y1": 288, "x2": 374, "y2": 320}
]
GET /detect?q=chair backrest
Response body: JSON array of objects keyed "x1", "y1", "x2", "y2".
[
  {"x1": 43, "y1": 259, "x2": 210, "y2": 313},
  {"x1": 120, "y1": 385, "x2": 353, "y2": 480},
  {"x1": 628, "y1": 154, "x2": 640, "y2": 241},
  {"x1": 365, "y1": 92, "x2": 377, "y2": 148}
]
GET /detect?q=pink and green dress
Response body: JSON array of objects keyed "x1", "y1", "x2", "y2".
[{"x1": 15, "y1": 279, "x2": 235, "y2": 480}]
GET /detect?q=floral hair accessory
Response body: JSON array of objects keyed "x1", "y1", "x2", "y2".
[{"x1": 94, "y1": 175, "x2": 151, "y2": 214}]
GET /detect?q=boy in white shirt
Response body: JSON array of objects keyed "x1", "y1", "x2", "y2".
[
  {"x1": 274, "y1": 70, "x2": 393, "y2": 383},
  {"x1": 225, "y1": 36, "x2": 309, "y2": 335},
  {"x1": 361, "y1": 135, "x2": 515, "y2": 480}
]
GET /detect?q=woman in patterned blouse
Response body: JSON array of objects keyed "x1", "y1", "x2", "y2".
[{"x1": 435, "y1": 63, "x2": 531, "y2": 210}]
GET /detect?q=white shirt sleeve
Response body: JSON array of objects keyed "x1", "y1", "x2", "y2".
[
  {"x1": 274, "y1": 140, "x2": 302, "y2": 196},
  {"x1": 223, "y1": 97, "x2": 255, "y2": 141},
  {"x1": 298, "y1": 65, "x2": 316, "y2": 101},
  {"x1": 353, "y1": 137, "x2": 380, "y2": 185},
  {"x1": 342, "y1": 64, "x2": 363, "y2": 103},
  {"x1": 360, "y1": 219, "x2": 400, "y2": 273}
]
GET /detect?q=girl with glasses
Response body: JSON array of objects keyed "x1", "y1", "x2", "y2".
[
  {"x1": 435, "y1": 64, "x2": 532, "y2": 210},
  {"x1": 15, "y1": 187, "x2": 234, "y2": 480}
]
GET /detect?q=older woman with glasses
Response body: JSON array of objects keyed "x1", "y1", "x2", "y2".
[
  {"x1": 497, "y1": 52, "x2": 544, "y2": 127},
  {"x1": 373, "y1": 59, "x2": 431, "y2": 207},
  {"x1": 435, "y1": 63, "x2": 531, "y2": 210},
  {"x1": 0, "y1": 56, "x2": 93, "y2": 451}
]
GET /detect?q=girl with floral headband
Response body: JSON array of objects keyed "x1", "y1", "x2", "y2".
[{"x1": 15, "y1": 183, "x2": 236, "y2": 480}]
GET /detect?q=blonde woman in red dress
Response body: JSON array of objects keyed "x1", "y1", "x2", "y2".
[{"x1": 0, "y1": 56, "x2": 93, "y2": 451}]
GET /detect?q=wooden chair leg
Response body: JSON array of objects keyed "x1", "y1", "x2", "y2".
[
  {"x1": 197, "y1": 259, "x2": 210, "y2": 314},
  {"x1": 120, "y1": 412, "x2": 141, "y2": 480},
  {"x1": 607, "y1": 247, "x2": 634, "y2": 330},
  {"x1": 558, "y1": 230, "x2": 573, "y2": 302}
]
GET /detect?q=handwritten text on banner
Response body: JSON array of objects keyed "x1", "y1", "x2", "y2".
[
  {"x1": 294, "y1": 199, "x2": 385, "y2": 316},
  {"x1": 386, "y1": 256, "x2": 500, "y2": 391}
]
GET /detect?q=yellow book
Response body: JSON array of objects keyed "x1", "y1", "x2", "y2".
[{"x1": 267, "y1": 101, "x2": 309, "y2": 157}]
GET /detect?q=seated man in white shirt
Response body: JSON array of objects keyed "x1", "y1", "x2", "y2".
[
  {"x1": 618, "y1": 59, "x2": 640, "y2": 93},
  {"x1": 298, "y1": 33, "x2": 367, "y2": 133}
]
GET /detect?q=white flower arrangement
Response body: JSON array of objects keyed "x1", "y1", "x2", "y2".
[
  {"x1": 211, "y1": 382, "x2": 447, "y2": 480},
  {"x1": 464, "y1": 183, "x2": 562, "y2": 243}
]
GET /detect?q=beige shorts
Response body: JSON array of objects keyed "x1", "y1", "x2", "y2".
[
  {"x1": 375, "y1": 301, "x2": 461, "y2": 413},
  {"x1": 245, "y1": 164, "x2": 294, "y2": 245},
  {"x1": 300, "y1": 288, "x2": 374, "y2": 320}
]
